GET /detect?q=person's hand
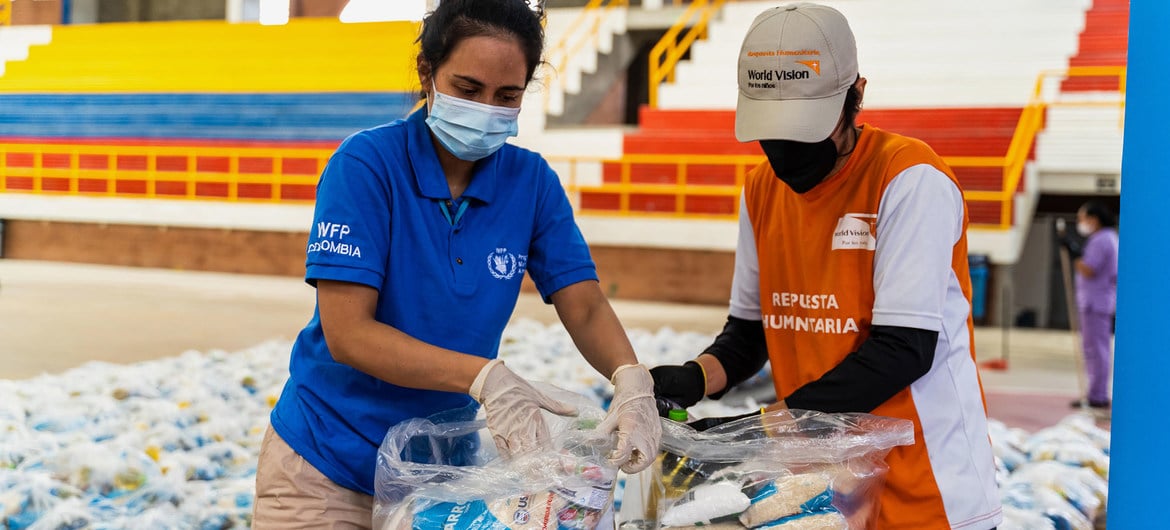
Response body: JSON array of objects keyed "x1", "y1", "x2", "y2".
[
  {"x1": 650, "y1": 361, "x2": 706, "y2": 412},
  {"x1": 469, "y1": 359, "x2": 578, "y2": 459},
  {"x1": 1061, "y1": 237, "x2": 1083, "y2": 260},
  {"x1": 1055, "y1": 218, "x2": 1083, "y2": 259},
  {"x1": 599, "y1": 364, "x2": 661, "y2": 473}
]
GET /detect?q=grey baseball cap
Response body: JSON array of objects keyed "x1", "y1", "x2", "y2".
[{"x1": 735, "y1": 3, "x2": 858, "y2": 143}]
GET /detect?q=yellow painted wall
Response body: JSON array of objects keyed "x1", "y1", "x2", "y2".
[{"x1": 0, "y1": 18, "x2": 421, "y2": 92}]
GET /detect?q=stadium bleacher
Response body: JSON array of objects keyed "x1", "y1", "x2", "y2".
[
  {"x1": 0, "y1": 1, "x2": 1129, "y2": 270},
  {"x1": 0, "y1": 18, "x2": 420, "y2": 142},
  {"x1": 615, "y1": 0, "x2": 1092, "y2": 226}
]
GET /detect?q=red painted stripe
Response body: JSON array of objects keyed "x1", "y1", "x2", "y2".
[
  {"x1": 634, "y1": 107, "x2": 1024, "y2": 133},
  {"x1": 622, "y1": 108, "x2": 1024, "y2": 157}
]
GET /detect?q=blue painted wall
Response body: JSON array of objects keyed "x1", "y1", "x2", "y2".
[{"x1": 1107, "y1": 0, "x2": 1170, "y2": 525}]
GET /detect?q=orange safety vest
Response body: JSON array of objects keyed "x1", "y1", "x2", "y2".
[{"x1": 741, "y1": 125, "x2": 1001, "y2": 529}]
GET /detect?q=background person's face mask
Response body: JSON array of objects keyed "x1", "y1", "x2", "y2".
[
  {"x1": 426, "y1": 83, "x2": 520, "y2": 161},
  {"x1": 759, "y1": 137, "x2": 839, "y2": 194}
]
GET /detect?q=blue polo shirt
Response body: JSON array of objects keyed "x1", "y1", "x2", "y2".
[{"x1": 270, "y1": 109, "x2": 598, "y2": 494}]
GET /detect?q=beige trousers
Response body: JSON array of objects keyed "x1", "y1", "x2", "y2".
[{"x1": 253, "y1": 425, "x2": 375, "y2": 529}]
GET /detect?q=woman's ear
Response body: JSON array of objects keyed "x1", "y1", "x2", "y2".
[{"x1": 417, "y1": 57, "x2": 433, "y2": 95}]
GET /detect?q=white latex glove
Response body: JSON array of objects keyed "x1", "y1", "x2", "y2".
[
  {"x1": 598, "y1": 364, "x2": 661, "y2": 473},
  {"x1": 469, "y1": 359, "x2": 578, "y2": 458}
]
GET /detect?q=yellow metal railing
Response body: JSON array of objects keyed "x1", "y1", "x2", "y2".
[
  {"x1": 550, "y1": 153, "x2": 757, "y2": 218},
  {"x1": 648, "y1": 0, "x2": 727, "y2": 108},
  {"x1": 0, "y1": 143, "x2": 331, "y2": 202},
  {"x1": 543, "y1": 0, "x2": 628, "y2": 114},
  {"x1": 550, "y1": 153, "x2": 1018, "y2": 224},
  {"x1": 963, "y1": 65, "x2": 1126, "y2": 227},
  {"x1": 959, "y1": 101, "x2": 1044, "y2": 228},
  {"x1": 1045, "y1": 65, "x2": 1127, "y2": 128},
  {"x1": 552, "y1": 67, "x2": 1126, "y2": 229}
]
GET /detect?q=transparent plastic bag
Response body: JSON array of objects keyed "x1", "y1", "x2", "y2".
[
  {"x1": 642, "y1": 409, "x2": 915, "y2": 530},
  {"x1": 373, "y1": 387, "x2": 620, "y2": 530}
]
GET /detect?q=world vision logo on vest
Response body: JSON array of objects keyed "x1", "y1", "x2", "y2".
[{"x1": 832, "y1": 213, "x2": 877, "y2": 250}]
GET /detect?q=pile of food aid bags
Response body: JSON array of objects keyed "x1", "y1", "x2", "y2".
[{"x1": 1, "y1": 320, "x2": 1109, "y2": 529}]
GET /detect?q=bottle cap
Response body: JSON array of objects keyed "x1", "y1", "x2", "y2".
[{"x1": 667, "y1": 409, "x2": 689, "y2": 422}]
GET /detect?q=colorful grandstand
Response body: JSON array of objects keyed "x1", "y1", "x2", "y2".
[
  {"x1": 0, "y1": 0, "x2": 1129, "y2": 304},
  {"x1": 0, "y1": 18, "x2": 419, "y2": 201}
]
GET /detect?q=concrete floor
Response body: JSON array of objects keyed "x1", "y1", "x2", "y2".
[{"x1": 0, "y1": 259, "x2": 1102, "y2": 431}]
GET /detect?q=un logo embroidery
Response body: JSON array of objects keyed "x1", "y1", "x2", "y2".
[{"x1": 487, "y1": 248, "x2": 527, "y2": 280}]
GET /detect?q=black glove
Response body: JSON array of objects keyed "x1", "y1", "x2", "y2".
[
  {"x1": 1058, "y1": 234, "x2": 1083, "y2": 260},
  {"x1": 650, "y1": 361, "x2": 706, "y2": 413},
  {"x1": 686, "y1": 410, "x2": 762, "y2": 432}
]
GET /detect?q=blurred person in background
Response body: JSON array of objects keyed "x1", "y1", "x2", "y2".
[
  {"x1": 1062, "y1": 200, "x2": 1119, "y2": 410},
  {"x1": 650, "y1": 3, "x2": 1001, "y2": 528},
  {"x1": 252, "y1": 1, "x2": 660, "y2": 527}
]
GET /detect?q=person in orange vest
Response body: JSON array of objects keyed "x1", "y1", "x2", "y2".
[{"x1": 651, "y1": 3, "x2": 1001, "y2": 528}]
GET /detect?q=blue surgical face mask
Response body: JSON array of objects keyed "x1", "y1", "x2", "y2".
[{"x1": 425, "y1": 82, "x2": 521, "y2": 161}]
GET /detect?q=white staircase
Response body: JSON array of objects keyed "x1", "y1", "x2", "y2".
[
  {"x1": 660, "y1": 0, "x2": 1088, "y2": 109},
  {"x1": 1034, "y1": 95, "x2": 1125, "y2": 192},
  {"x1": 542, "y1": 7, "x2": 627, "y2": 119},
  {"x1": 517, "y1": 5, "x2": 627, "y2": 136},
  {"x1": 514, "y1": 6, "x2": 627, "y2": 174},
  {"x1": 0, "y1": 25, "x2": 52, "y2": 75}
]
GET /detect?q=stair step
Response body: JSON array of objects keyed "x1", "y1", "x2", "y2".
[
  {"x1": 0, "y1": 93, "x2": 413, "y2": 141},
  {"x1": 637, "y1": 108, "x2": 736, "y2": 131},
  {"x1": 1060, "y1": 77, "x2": 1123, "y2": 91},
  {"x1": 637, "y1": 107, "x2": 1024, "y2": 132},
  {"x1": 626, "y1": 108, "x2": 1023, "y2": 159},
  {"x1": 1061, "y1": 0, "x2": 1129, "y2": 92}
]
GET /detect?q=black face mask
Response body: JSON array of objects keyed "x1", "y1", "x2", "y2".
[{"x1": 759, "y1": 138, "x2": 839, "y2": 194}]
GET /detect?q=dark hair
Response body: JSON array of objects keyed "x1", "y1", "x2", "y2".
[
  {"x1": 843, "y1": 75, "x2": 862, "y2": 125},
  {"x1": 416, "y1": 0, "x2": 545, "y2": 85},
  {"x1": 1081, "y1": 200, "x2": 1118, "y2": 228}
]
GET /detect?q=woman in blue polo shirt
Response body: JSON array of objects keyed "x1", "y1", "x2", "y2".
[{"x1": 252, "y1": 0, "x2": 660, "y2": 527}]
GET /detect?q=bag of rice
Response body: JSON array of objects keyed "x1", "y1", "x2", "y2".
[{"x1": 738, "y1": 474, "x2": 832, "y2": 528}]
